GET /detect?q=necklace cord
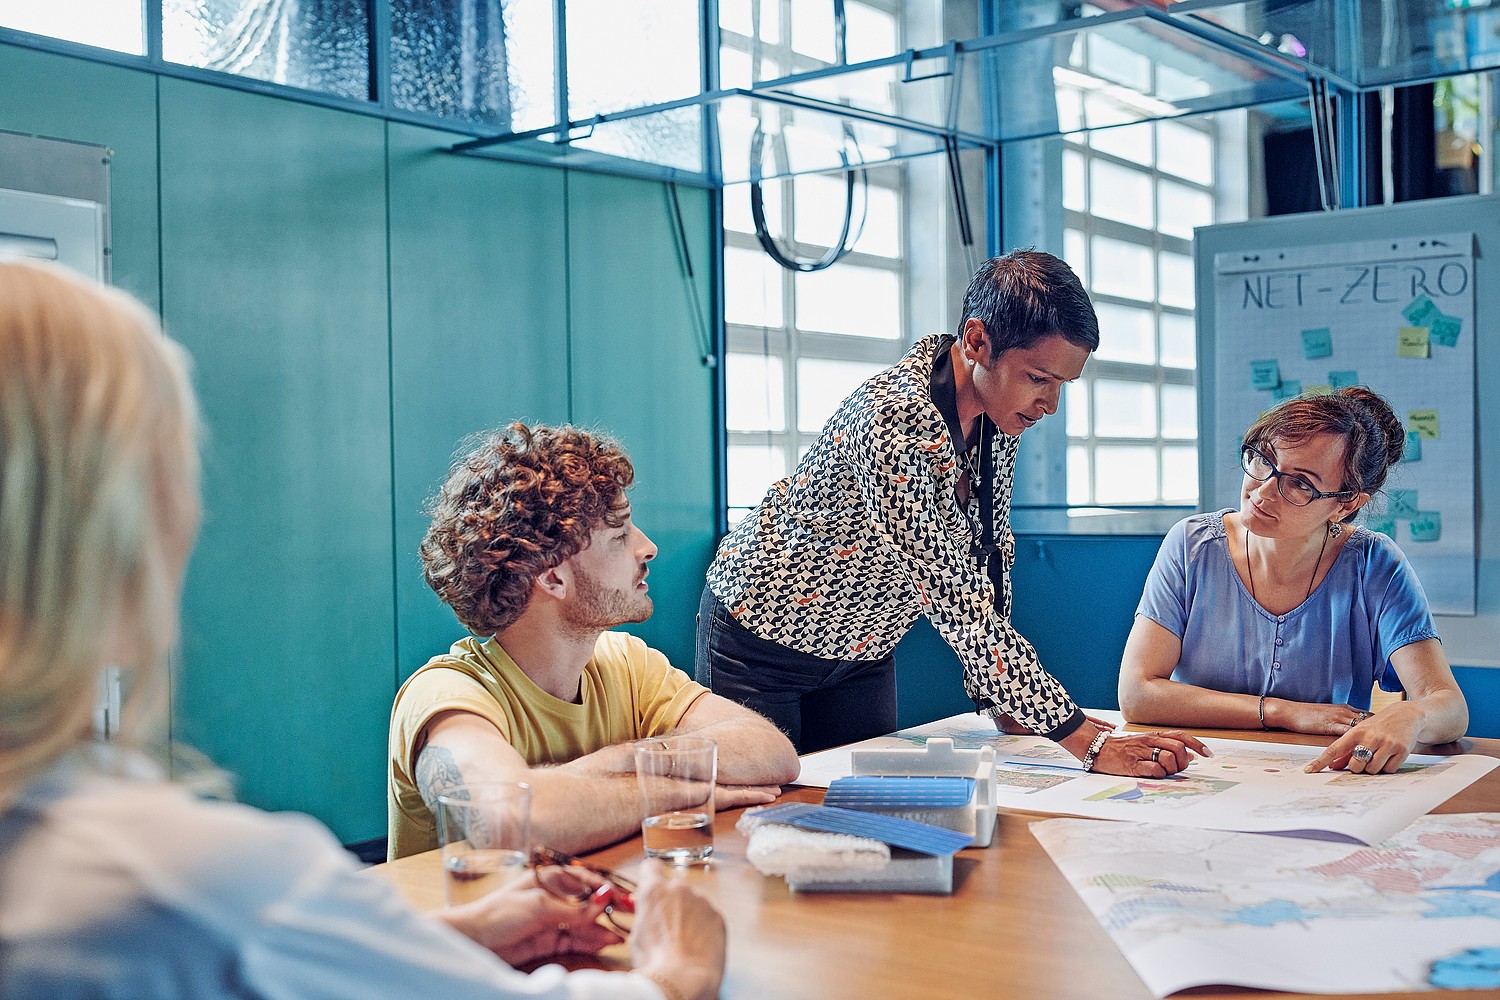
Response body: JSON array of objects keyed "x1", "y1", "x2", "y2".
[{"x1": 1246, "y1": 523, "x2": 1331, "y2": 606}]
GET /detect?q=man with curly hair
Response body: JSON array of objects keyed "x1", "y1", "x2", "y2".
[{"x1": 387, "y1": 424, "x2": 799, "y2": 860}]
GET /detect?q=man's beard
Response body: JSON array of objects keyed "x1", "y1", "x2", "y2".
[{"x1": 564, "y1": 564, "x2": 653, "y2": 634}]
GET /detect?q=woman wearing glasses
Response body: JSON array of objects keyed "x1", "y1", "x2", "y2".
[
  {"x1": 1118, "y1": 387, "x2": 1467, "y2": 775},
  {"x1": 0, "y1": 262, "x2": 723, "y2": 1000}
]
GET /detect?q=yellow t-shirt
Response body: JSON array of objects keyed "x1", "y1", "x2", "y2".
[{"x1": 386, "y1": 631, "x2": 707, "y2": 859}]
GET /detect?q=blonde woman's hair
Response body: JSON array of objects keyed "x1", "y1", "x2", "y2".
[{"x1": 0, "y1": 261, "x2": 200, "y2": 806}]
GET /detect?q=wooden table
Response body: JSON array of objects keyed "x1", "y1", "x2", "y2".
[{"x1": 369, "y1": 726, "x2": 1500, "y2": 1000}]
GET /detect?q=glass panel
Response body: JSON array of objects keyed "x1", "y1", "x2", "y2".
[
  {"x1": 1086, "y1": 34, "x2": 1151, "y2": 93},
  {"x1": 1094, "y1": 301, "x2": 1155, "y2": 365},
  {"x1": 791, "y1": 0, "x2": 835, "y2": 61},
  {"x1": 1089, "y1": 235, "x2": 1154, "y2": 302},
  {"x1": 1161, "y1": 444, "x2": 1198, "y2": 502},
  {"x1": 1094, "y1": 378, "x2": 1157, "y2": 437},
  {"x1": 856, "y1": 183, "x2": 901, "y2": 259},
  {"x1": 391, "y1": 0, "x2": 554, "y2": 129},
  {"x1": 726, "y1": 353, "x2": 786, "y2": 432},
  {"x1": 1159, "y1": 311, "x2": 1197, "y2": 369},
  {"x1": 163, "y1": 0, "x2": 370, "y2": 99},
  {"x1": 1065, "y1": 380, "x2": 1089, "y2": 437},
  {"x1": 567, "y1": 0, "x2": 699, "y2": 116},
  {"x1": 1094, "y1": 444, "x2": 1158, "y2": 503},
  {"x1": 1089, "y1": 159, "x2": 1153, "y2": 230},
  {"x1": 1064, "y1": 227, "x2": 1088, "y2": 287},
  {"x1": 720, "y1": 44, "x2": 753, "y2": 89},
  {"x1": 724, "y1": 178, "x2": 782, "y2": 236},
  {"x1": 719, "y1": 0, "x2": 778, "y2": 42},
  {"x1": 1158, "y1": 250, "x2": 1195, "y2": 309},
  {"x1": 797, "y1": 357, "x2": 885, "y2": 432},
  {"x1": 795, "y1": 264, "x2": 901, "y2": 339},
  {"x1": 1161, "y1": 383, "x2": 1197, "y2": 439},
  {"x1": 1063, "y1": 147, "x2": 1086, "y2": 212},
  {"x1": 0, "y1": 0, "x2": 143, "y2": 53},
  {"x1": 725, "y1": 245, "x2": 784, "y2": 328},
  {"x1": 845, "y1": 1, "x2": 898, "y2": 64},
  {"x1": 1089, "y1": 122, "x2": 1152, "y2": 165},
  {"x1": 1156, "y1": 119, "x2": 1213, "y2": 184},
  {"x1": 1067, "y1": 444, "x2": 1091, "y2": 505},
  {"x1": 728, "y1": 443, "x2": 787, "y2": 509},
  {"x1": 1157, "y1": 178, "x2": 1213, "y2": 240}
]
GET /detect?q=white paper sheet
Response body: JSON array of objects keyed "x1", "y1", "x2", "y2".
[
  {"x1": 795, "y1": 713, "x2": 1498, "y2": 845},
  {"x1": 1032, "y1": 813, "x2": 1500, "y2": 996}
]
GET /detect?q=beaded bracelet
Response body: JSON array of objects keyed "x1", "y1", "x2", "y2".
[{"x1": 1080, "y1": 727, "x2": 1110, "y2": 772}]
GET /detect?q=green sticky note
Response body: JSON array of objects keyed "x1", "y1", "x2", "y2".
[
  {"x1": 1410, "y1": 511, "x2": 1442, "y2": 543},
  {"x1": 1408, "y1": 409, "x2": 1439, "y2": 439},
  {"x1": 1388, "y1": 489, "x2": 1419, "y2": 520},
  {"x1": 1272, "y1": 379, "x2": 1303, "y2": 402},
  {"x1": 1329, "y1": 370, "x2": 1359, "y2": 388},
  {"x1": 1303, "y1": 384, "x2": 1334, "y2": 396},
  {"x1": 1403, "y1": 294, "x2": 1438, "y2": 326},
  {"x1": 1301, "y1": 327, "x2": 1333, "y2": 359},
  {"x1": 1250, "y1": 359, "x2": 1281, "y2": 391},
  {"x1": 1430, "y1": 313, "x2": 1462, "y2": 348},
  {"x1": 1367, "y1": 517, "x2": 1398, "y2": 538},
  {"x1": 1398, "y1": 327, "x2": 1431, "y2": 358},
  {"x1": 1403, "y1": 430, "x2": 1422, "y2": 462}
]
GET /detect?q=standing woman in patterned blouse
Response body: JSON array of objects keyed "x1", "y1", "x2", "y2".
[
  {"x1": 1118, "y1": 388, "x2": 1467, "y2": 774},
  {"x1": 698, "y1": 250, "x2": 1207, "y2": 777}
]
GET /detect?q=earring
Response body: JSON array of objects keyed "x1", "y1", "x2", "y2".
[{"x1": 1328, "y1": 521, "x2": 1344, "y2": 538}]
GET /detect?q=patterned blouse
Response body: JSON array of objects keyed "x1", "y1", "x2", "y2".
[{"x1": 707, "y1": 333, "x2": 1085, "y2": 741}]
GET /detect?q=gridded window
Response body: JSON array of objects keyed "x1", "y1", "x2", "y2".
[
  {"x1": 0, "y1": 0, "x2": 143, "y2": 53},
  {"x1": 1060, "y1": 48, "x2": 1229, "y2": 506},
  {"x1": 720, "y1": 0, "x2": 909, "y2": 524},
  {"x1": 163, "y1": 0, "x2": 371, "y2": 99}
]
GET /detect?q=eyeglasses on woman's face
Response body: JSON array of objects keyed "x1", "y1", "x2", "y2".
[
  {"x1": 1240, "y1": 446, "x2": 1355, "y2": 507},
  {"x1": 531, "y1": 846, "x2": 637, "y2": 934}
]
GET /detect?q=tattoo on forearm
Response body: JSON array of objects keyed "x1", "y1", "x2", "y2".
[{"x1": 416, "y1": 744, "x2": 466, "y2": 815}]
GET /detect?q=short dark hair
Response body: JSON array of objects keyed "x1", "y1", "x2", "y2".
[
  {"x1": 958, "y1": 249, "x2": 1100, "y2": 355},
  {"x1": 1243, "y1": 387, "x2": 1407, "y2": 517},
  {"x1": 419, "y1": 423, "x2": 634, "y2": 636}
]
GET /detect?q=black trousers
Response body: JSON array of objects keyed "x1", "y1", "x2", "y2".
[{"x1": 695, "y1": 585, "x2": 897, "y2": 754}]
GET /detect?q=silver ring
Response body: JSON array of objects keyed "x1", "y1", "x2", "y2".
[
  {"x1": 1352, "y1": 745, "x2": 1374, "y2": 762},
  {"x1": 1150, "y1": 747, "x2": 1161, "y2": 763}
]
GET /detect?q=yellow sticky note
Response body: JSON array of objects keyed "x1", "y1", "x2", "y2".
[
  {"x1": 1408, "y1": 409, "x2": 1440, "y2": 440},
  {"x1": 1398, "y1": 326, "x2": 1431, "y2": 358}
]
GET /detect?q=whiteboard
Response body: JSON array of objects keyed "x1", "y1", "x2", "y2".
[
  {"x1": 1210, "y1": 233, "x2": 1475, "y2": 615},
  {"x1": 1194, "y1": 195, "x2": 1500, "y2": 663}
]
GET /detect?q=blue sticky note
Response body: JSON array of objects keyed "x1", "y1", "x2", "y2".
[
  {"x1": 1431, "y1": 313, "x2": 1462, "y2": 347},
  {"x1": 1329, "y1": 370, "x2": 1359, "y2": 388},
  {"x1": 1403, "y1": 294, "x2": 1438, "y2": 326},
  {"x1": 1388, "y1": 489, "x2": 1419, "y2": 520},
  {"x1": 1250, "y1": 359, "x2": 1281, "y2": 390},
  {"x1": 1366, "y1": 517, "x2": 1397, "y2": 538},
  {"x1": 1272, "y1": 379, "x2": 1303, "y2": 402},
  {"x1": 1403, "y1": 431, "x2": 1422, "y2": 463},
  {"x1": 750, "y1": 802, "x2": 973, "y2": 856},
  {"x1": 1300, "y1": 328, "x2": 1333, "y2": 359},
  {"x1": 1410, "y1": 511, "x2": 1442, "y2": 542}
]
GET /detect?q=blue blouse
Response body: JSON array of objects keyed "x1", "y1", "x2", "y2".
[{"x1": 1136, "y1": 510, "x2": 1441, "y2": 709}]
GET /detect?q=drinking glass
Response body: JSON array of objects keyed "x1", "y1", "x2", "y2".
[
  {"x1": 436, "y1": 781, "x2": 532, "y2": 905},
  {"x1": 634, "y1": 735, "x2": 716, "y2": 863}
]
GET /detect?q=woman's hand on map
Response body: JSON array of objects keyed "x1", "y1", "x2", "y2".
[
  {"x1": 1304, "y1": 705, "x2": 1425, "y2": 774},
  {"x1": 1092, "y1": 731, "x2": 1211, "y2": 778},
  {"x1": 1263, "y1": 698, "x2": 1367, "y2": 737}
]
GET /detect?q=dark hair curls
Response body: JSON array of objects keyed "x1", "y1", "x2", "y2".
[{"x1": 420, "y1": 423, "x2": 634, "y2": 636}]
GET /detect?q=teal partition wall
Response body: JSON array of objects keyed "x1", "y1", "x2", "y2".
[
  {"x1": 0, "y1": 41, "x2": 717, "y2": 844},
  {"x1": 566, "y1": 172, "x2": 717, "y2": 671},
  {"x1": 158, "y1": 78, "x2": 398, "y2": 840},
  {"x1": 387, "y1": 124, "x2": 571, "y2": 682}
]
